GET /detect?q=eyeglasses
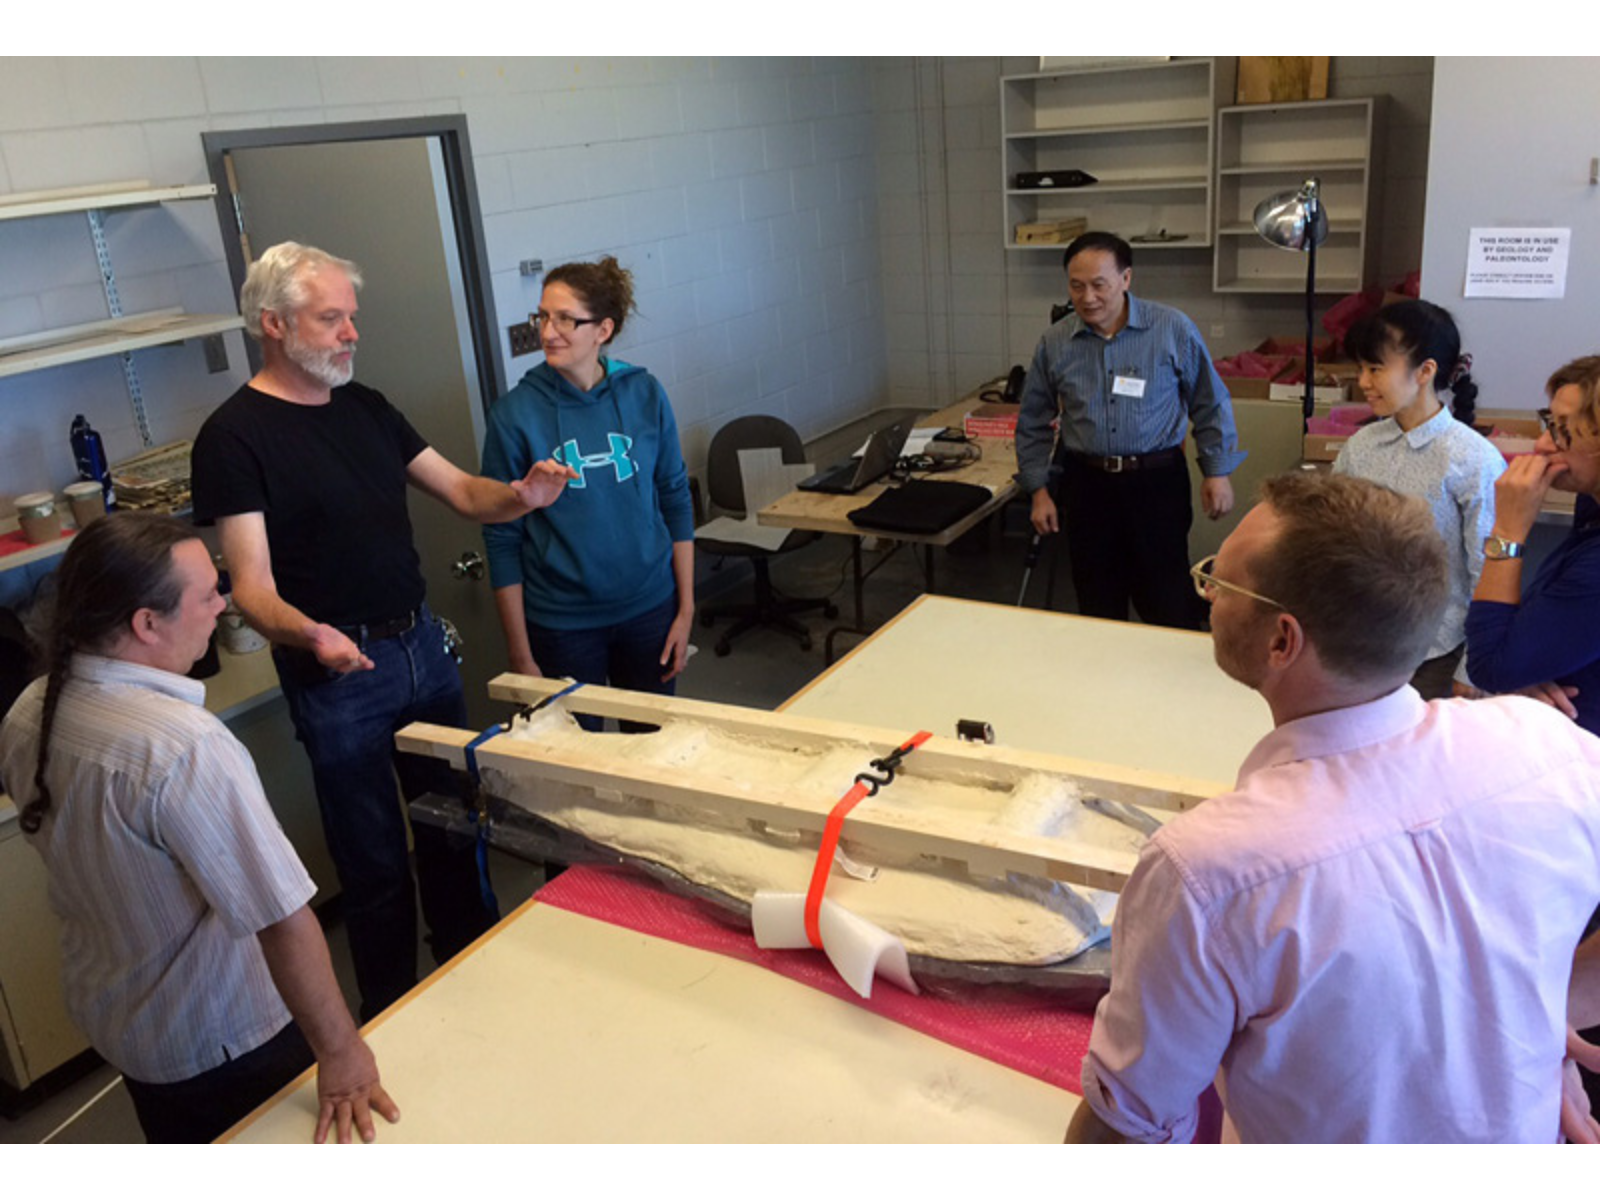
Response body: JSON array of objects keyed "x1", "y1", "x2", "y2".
[
  {"x1": 531, "y1": 310, "x2": 602, "y2": 336},
  {"x1": 1538, "y1": 408, "x2": 1576, "y2": 450},
  {"x1": 1190, "y1": 555, "x2": 1285, "y2": 609}
]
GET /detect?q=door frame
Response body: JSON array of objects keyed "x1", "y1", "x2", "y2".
[{"x1": 200, "y1": 115, "x2": 507, "y2": 410}]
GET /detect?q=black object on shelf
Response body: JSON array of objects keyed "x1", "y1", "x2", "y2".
[{"x1": 1014, "y1": 169, "x2": 1098, "y2": 190}]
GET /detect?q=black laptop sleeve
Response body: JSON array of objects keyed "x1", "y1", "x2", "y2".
[{"x1": 846, "y1": 480, "x2": 991, "y2": 534}]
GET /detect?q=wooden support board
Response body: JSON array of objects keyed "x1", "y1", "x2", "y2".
[
  {"x1": 397, "y1": 676, "x2": 1218, "y2": 895},
  {"x1": 483, "y1": 674, "x2": 1218, "y2": 810}
]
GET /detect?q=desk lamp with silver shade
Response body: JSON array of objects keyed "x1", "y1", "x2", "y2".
[{"x1": 1253, "y1": 177, "x2": 1330, "y2": 429}]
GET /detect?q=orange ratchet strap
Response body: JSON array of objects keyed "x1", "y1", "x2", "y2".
[{"x1": 803, "y1": 730, "x2": 932, "y2": 949}]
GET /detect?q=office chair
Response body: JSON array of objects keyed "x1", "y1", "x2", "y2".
[{"x1": 696, "y1": 415, "x2": 837, "y2": 656}]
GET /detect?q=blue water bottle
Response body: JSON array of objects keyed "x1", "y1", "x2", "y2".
[{"x1": 70, "y1": 415, "x2": 116, "y2": 511}]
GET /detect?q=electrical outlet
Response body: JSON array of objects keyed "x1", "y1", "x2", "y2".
[
  {"x1": 508, "y1": 321, "x2": 540, "y2": 357},
  {"x1": 202, "y1": 333, "x2": 230, "y2": 374}
]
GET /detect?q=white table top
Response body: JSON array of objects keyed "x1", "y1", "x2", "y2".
[
  {"x1": 784, "y1": 595, "x2": 1272, "y2": 792},
  {"x1": 228, "y1": 902, "x2": 1077, "y2": 1144}
]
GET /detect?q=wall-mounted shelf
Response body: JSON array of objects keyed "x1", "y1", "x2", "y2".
[
  {"x1": 0, "y1": 179, "x2": 239, "y2": 446},
  {"x1": 0, "y1": 180, "x2": 219, "y2": 222},
  {"x1": 0, "y1": 311, "x2": 243, "y2": 380}
]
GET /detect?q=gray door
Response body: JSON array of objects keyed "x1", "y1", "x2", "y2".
[{"x1": 226, "y1": 139, "x2": 505, "y2": 729}]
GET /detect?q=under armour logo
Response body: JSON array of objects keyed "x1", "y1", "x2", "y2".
[{"x1": 556, "y1": 434, "x2": 636, "y2": 488}]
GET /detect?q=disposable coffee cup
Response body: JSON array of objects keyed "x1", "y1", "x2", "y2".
[
  {"x1": 64, "y1": 480, "x2": 105, "y2": 528},
  {"x1": 15, "y1": 492, "x2": 61, "y2": 546}
]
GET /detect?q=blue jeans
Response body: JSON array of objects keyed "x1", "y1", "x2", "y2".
[
  {"x1": 273, "y1": 605, "x2": 495, "y2": 1020},
  {"x1": 526, "y1": 596, "x2": 678, "y2": 732}
]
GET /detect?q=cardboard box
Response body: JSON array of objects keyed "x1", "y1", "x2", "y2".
[
  {"x1": 964, "y1": 403, "x2": 1020, "y2": 438},
  {"x1": 1270, "y1": 359, "x2": 1358, "y2": 406},
  {"x1": 1014, "y1": 217, "x2": 1088, "y2": 245},
  {"x1": 1215, "y1": 353, "x2": 1297, "y2": 400},
  {"x1": 1302, "y1": 433, "x2": 1349, "y2": 463}
]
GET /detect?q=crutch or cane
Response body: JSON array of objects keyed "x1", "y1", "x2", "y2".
[{"x1": 1016, "y1": 532, "x2": 1043, "y2": 607}]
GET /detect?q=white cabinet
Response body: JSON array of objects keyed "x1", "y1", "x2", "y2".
[
  {"x1": 0, "y1": 803, "x2": 89, "y2": 1092},
  {"x1": 1212, "y1": 98, "x2": 1384, "y2": 293},
  {"x1": 999, "y1": 59, "x2": 1234, "y2": 252}
]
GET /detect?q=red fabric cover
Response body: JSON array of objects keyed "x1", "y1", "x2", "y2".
[
  {"x1": 1213, "y1": 350, "x2": 1294, "y2": 379},
  {"x1": 536, "y1": 863, "x2": 1223, "y2": 1140},
  {"x1": 0, "y1": 527, "x2": 72, "y2": 559},
  {"x1": 539, "y1": 864, "x2": 1093, "y2": 1089}
]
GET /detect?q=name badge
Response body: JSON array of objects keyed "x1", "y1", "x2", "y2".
[{"x1": 1112, "y1": 374, "x2": 1146, "y2": 399}]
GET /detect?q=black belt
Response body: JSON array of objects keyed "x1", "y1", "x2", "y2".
[
  {"x1": 1066, "y1": 446, "x2": 1185, "y2": 474},
  {"x1": 335, "y1": 609, "x2": 419, "y2": 643}
]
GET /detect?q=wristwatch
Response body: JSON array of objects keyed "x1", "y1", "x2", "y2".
[{"x1": 1483, "y1": 535, "x2": 1524, "y2": 561}]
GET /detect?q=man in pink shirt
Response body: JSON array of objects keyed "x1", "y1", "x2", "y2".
[{"x1": 1069, "y1": 472, "x2": 1600, "y2": 1143}]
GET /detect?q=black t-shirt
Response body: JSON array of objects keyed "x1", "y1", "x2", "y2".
[{"x1": 191, "y1": 382, "x2": 429, "y2": 626}]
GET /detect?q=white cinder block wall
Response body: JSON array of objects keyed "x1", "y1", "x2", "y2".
[
  {"x1": 874, "y1": 56, "x2": 1437, "y2": 410},
  {"x1": 0, "y1": 55, "x2": 1436, "y2": 534},
  {"x1": 0, "y1": 56, "x2": 889, "y2": 521}
]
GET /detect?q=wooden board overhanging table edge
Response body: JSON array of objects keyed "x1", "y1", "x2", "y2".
[{"x1": 395, "y1": 674, "x2": 1221, "y2": 896}]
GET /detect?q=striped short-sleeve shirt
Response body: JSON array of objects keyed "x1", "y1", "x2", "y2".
[{"x1": 0, "y1": 655, "x2": 314, "y2": 1084}]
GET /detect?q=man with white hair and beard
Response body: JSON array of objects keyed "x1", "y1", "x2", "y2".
[
  {"x1": 192, "y1": 243, "x2": 574, "y2": 1021},
  {"x1": 1067, "y1": 471, "x2": 1600, "y2": 1143}
]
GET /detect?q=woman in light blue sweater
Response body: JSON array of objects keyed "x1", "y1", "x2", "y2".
[
  {"x1": 1332, "y1": 300, "x2": 1504, "y2": 699},
  {"x1": 482, "y1": 258, "x2": 695, "y2": 721}
]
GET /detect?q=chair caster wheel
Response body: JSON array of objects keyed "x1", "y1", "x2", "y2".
[
  {"x1": 715, "y1": 640, "x2": 731, "y2": 657},
  {"x1": 799, "y1": 636, "x2": 813, "y2": 652},
  {"x1": 823, "y1": 602, "x2": 839, "y2": 619}
]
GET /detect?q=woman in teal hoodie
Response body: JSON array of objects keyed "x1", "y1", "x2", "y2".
[{"x1": 482, "y1": 257, "x2": 695, "y2": 719}]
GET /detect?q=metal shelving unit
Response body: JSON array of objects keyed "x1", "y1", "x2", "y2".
[{"x1": 0, "y1": 180, "x2": 245, "y2": 446}]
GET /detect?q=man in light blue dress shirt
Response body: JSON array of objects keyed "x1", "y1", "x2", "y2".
[{"x1": 1016, "y1": 232, "x2": 1245, "y2": 629}]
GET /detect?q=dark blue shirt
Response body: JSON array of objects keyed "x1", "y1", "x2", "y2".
[{"x1": 1466, "y1": 495, "x2": 1600, "y2": 736}]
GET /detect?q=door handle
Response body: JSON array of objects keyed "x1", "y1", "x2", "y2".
[{"x1": 451, "y1": 550, "x2": 485, "y2": 580}]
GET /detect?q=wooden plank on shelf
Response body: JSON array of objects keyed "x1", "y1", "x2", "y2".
[
  {"x1": 0, "y1": 313, "x2": 244, "y2": 379},
  {"x1": 0, "y1": 307, "x2": 184, "y2": 356},
  {"x1": 1236, "y1": 57, "x2": 1330, "y2": 105}
]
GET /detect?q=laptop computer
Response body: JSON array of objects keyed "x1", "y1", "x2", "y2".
[{"x1": 796, "y1": 415, "x2": 916, "y2": 495}]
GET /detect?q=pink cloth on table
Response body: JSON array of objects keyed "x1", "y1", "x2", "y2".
[
  {"x1": 537, "y1": 863, "x2": 1093, "y2": 1092},
  {"x1": 537, "y1": 863, "x2": 1223, "y2": 1141}
]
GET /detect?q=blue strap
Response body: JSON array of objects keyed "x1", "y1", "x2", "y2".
[
  {"x1": 463, "y1": 724, "x2": 503, "y2": 785},
  {"x1": 462, "y1": 724, "x2": 505, "y2": 918},
  {"x1": 527, "y1": 677, "x2": 587, "y2": 717},
  {"x1": 474, "y1": 815, "x2": 499, "y2": 917},
  {"x1": 461, "y1": 681, "x2": 585, "y2": 917}
]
